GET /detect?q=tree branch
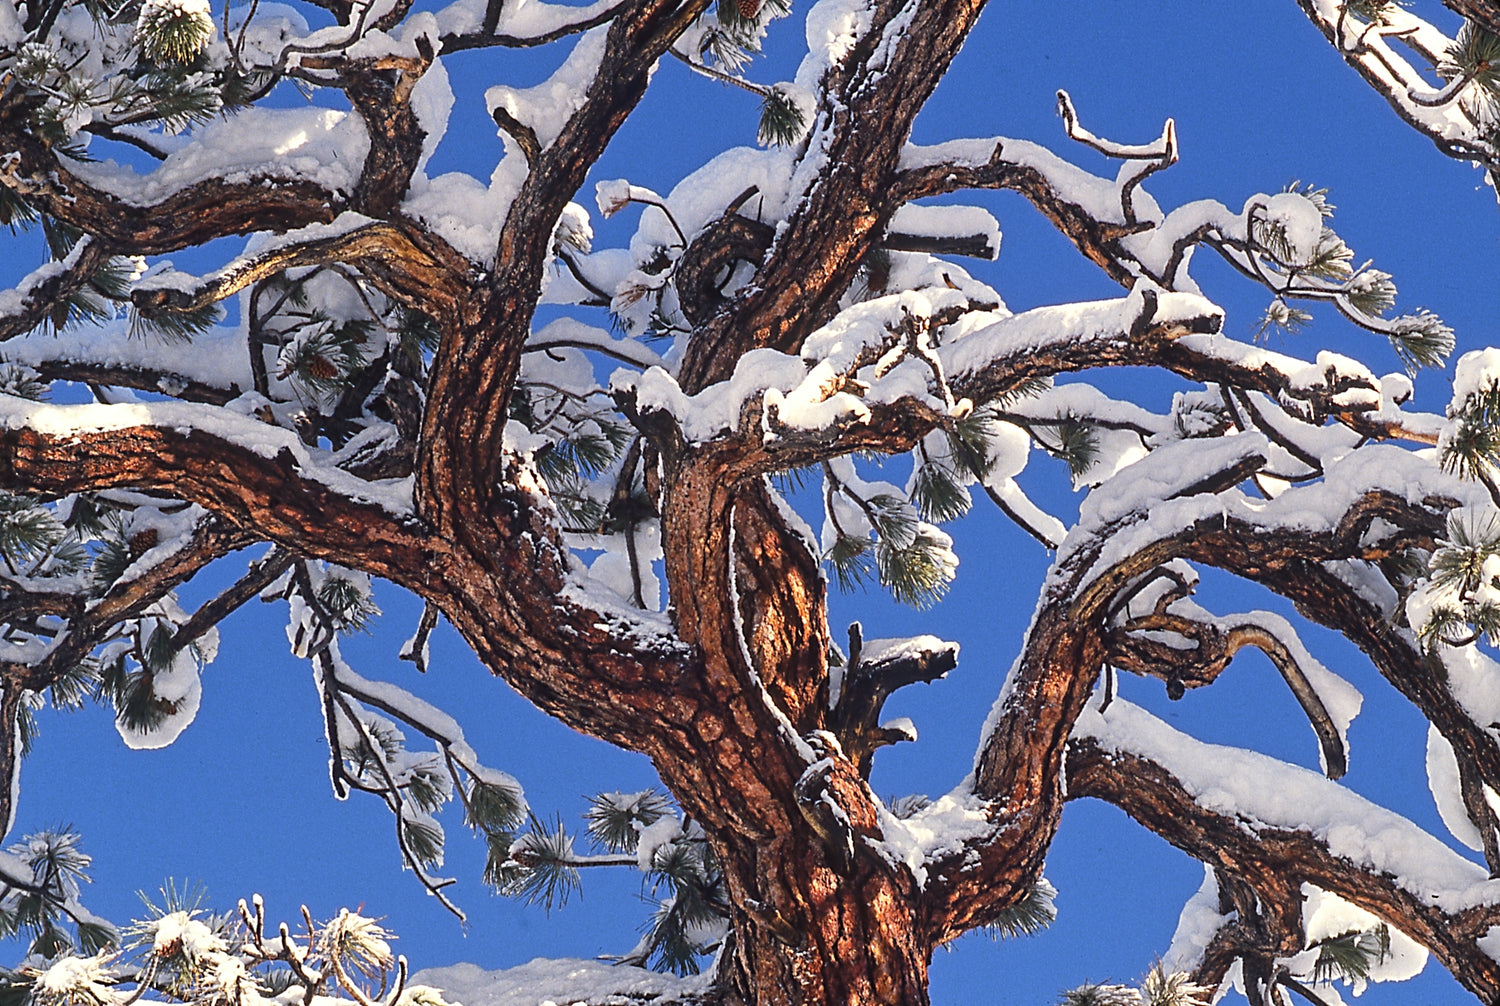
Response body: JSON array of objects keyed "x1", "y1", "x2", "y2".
[{"x1": 1066, "y1": 725, "x2": 1500, "y2": 1002}]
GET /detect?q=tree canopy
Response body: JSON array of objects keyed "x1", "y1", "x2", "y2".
[{"x1": 4, "y1": 0, "x2": 1500, "y2": 1004}]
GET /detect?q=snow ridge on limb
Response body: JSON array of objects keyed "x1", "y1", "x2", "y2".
[
  {"x1": 1295, "y1": 0, "x2": 1500, "y2": 201},
  {"x1": 895, "y1": 99, "x2": 1455, "y2": 371},
  {"x1": 1067, "y1": 698, "x2": 1500, "y2": 1002}
]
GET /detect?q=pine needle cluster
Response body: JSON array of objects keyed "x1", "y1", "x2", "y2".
[{"x1": 485, "y1": 791, "x2": 727, "y2": 976}]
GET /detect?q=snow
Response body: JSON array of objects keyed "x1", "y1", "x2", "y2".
[
  {"x1": 1161, "y1": 867, "x2": 1225, "y2": 975},
  {"x1": 872, "y1": 790, "x2": 993, "y2": 887},
  {"x1": 151, "y1": 911, "x2": 228, "y2": 959},
  {"x1": 0, "y1": 0, "x2": 22, "y2": 46},
  {"x1": 1429, "y1": 723, "x2": 1489, "y2": 853},
  {"x1": 431, "y1": 0, "x2": 618, "y2": 43},
  {"x1": 860, "y1": 634, "x2": 956, "y2": 666},
  {"x1": 118, "y1": 651, "x2": 202, "y2": 750},
  {"x1": 1295, "y1": 885, "x2": 1428, "y2": 993},
  {"x1": 1255, "y1": 192, "x2": 1325, "y2": 268},
  {"x1": 1076, "y1": 698, "x2": 1499, "y2": 908},
  {"x1": 1452, "y1": 347, "x2": 1500, "y2": 411},
  {"x1": 67, "y1": 106, "x2": 369, "y2": 205},
  {"x1": 486, "y1": 28, "x2": 607, "y2": 151},
  {"x1": 888, "y1": 203, "x2": 1000, "y2": 260},
  {"x1": 633, "y1": 816, "x2": 679, "y2": 872},
  {"x1": 411, "y1": 959, "x2": 709, "y2": 1006},
  {"x1": 0, "y1": 397, "x2": 416, "y2": 516}
]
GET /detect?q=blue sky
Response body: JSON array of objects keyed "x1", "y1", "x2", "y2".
[{"x1": 10, "y1": 1, "x2": 1500, "y2": 1004}]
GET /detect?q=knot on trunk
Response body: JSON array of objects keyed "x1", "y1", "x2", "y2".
[{"x1": 829, "y1": 622, "x2": 957, "y2": 777}]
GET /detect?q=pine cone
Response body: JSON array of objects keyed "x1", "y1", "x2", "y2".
[{"x1": 737, "y1": 0, "x2": 762, "y2": 19}]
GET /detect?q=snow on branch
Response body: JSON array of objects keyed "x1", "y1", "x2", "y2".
[
  {"x1": 1296, "y1": 0, "x2": 1500, "y2": 199},
  {"x1": 896, "y1": 111, "x2": 1455, "y2": 369},
  {"x1": 1104, "y1": 587, "x2": 1362, "y2": 779},
  {"x1": 829, "y1": 622, "x2": 957, "y2": 776},
  {"x1": 129, "y1": 216, "x2": 466, "y2": 319},
  {"x1": 0, "y1": 237, "x2": 112, "y2": 342},
  {"x1": 1067, "y1": 697, "x2": 1500, "y2": 1001},
  {"x1": 412, "y1": 959, "x2": 714, "y2": 1006}
]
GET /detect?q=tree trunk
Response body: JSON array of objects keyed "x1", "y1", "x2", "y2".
[{"x1": 714, "y1": 845, "x2": 931, "y2": 1006}]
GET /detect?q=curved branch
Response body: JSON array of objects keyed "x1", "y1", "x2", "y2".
[
  {"x1": 418, "y1": 0, "x2": 717, "y2": 530},
  {"x1": 0, "y1": 397, "x2": 430, "y2": 577},
  {"x1": 0, "y1": 238, "x2": 112, "y2": 342},
  {"x1": 130, "y1": 217, "x2": 469, "y2": 320},
  {"x1": 0, "y1": 130, "x2": 348, "y2": 255},
  {"x1": 1066, "y1": 721, "x2": 1500, "y2": 1002},
  {"x1": 675, "y1": 0, "x2": 997, "y2": 393}
]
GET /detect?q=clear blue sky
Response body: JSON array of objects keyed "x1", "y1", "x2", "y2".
[{"x1": 10, "y1": 2, "x2": 1500, "y2": 1004}]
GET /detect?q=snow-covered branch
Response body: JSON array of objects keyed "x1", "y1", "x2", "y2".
[
  {"x1": 1295, "y1": 0, "x2": 1500, "y2": 199},
  {"x1": 0, "y1": 396, "x2": 427, "y2": 569},
  {"x1": 131, "y1": 217, "x2": 469, "y2": 320},
  {"x1": 0, "y1": 238, "x2": 112, "y2": 342},
  {"x1": 1067, "y1": 699, "x2": 1500, "y2": 1002}
]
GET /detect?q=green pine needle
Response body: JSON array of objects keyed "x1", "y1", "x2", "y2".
[
  {"x1": 584, "y1": 790, "x2": 672, "y2": 853},
  {"x1": 90, "y1": 526, "x2": 136, "y2": 595},
  {"x1": 48, "y1": 660, "x2": 101, "y2": 711},
  {"x1": 130, "y1": 302, "x2": 221, "y2": 343},
  {"x1": 139, "y1": 622, "x2": 180, "y2": 675},
  {"x1": 400, "y1": 814, "x2": 445, "y2": 869},
  {"x1": 466, "y1": 777, "x2": 527, "y2": 836},
  {"x1": 826, "y1": 533, "x2": 875, "y2": 593},
  {"x1": 0, "y1": 187, "x2": 37, "y2": 232},
  {"x1": 1428, "y1": 510, "x2": 1500, "y2": 592},
  {"x1": 946, "y1": 405, "x2": 1008, "y2": 477},
  {"x1": 1051, "y1": 419, "x2": 1100, "y2": 479},
  {"x1": 1056, "y1": 983, "x2": 1143, "y2": 1006},
  {"x1": 404, "y1": 764, "x2": 452, "y2": 815},
  {"x1": 317, "y1": 574, "x2": 380, "y2": 633},
  {"x1": 909, "y1": 460, "x2": 971, "y2": 523},
  {"x1": 1303, "y1": 232, "x2": 1354, "y2": 281},
  {"x1": 1344, "y1": 0, "x2": 1406, "y2": 23},
  {"x1": 983, "y1": 879, "x2": 1056, "y2": 939},
  {"x1": 1255, "y1": 299, "x2": 1314, "y2": 340},
  {"x1": 136, "y1": 0, "x2": 215, "y2": 64},
  {"x1": 280, "y1": 318, "x2": 374, "y2": 402},
  {"x1": 1388, "y1": 309, "x2": 1454, "y2": 371},
  {"x1": 0, "y1": 494, "x2": 66, "y2": 572},
  {"x1": 1443, "y1": 21, "x2": 1500, "y2": 102},
  {"x1": 1344, "y1": 268, "x2": 1397, "y2": 318},
  {"x1": 758, "y1": 86, "x2": 806, "y2": 147},
  {"x1": 629, "y1": 893, "x2": 713, "y2": 976},
  {"x1": 553, "y1": 491, "x2": 609, "y2": 534},
  {"x1": 493, "y1": 816, "x2": 581, "y2": 912},
  {"x1": 1312, "y1": 925, "x2": 1391, "y2": 984},
  {"x1": 876, "y1": 525, "x2": 956, "y2": 609},
  {"x1": 866, "y1": 494, "x2": 919, "y2": 550},
  {"x1": 396, "y1": 307, "x2": 442, "y2": 370}
]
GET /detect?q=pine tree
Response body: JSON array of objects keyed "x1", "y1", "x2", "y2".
[{"x1": 7, "y1": 1, "x2": 1500, "y2": 1005}]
